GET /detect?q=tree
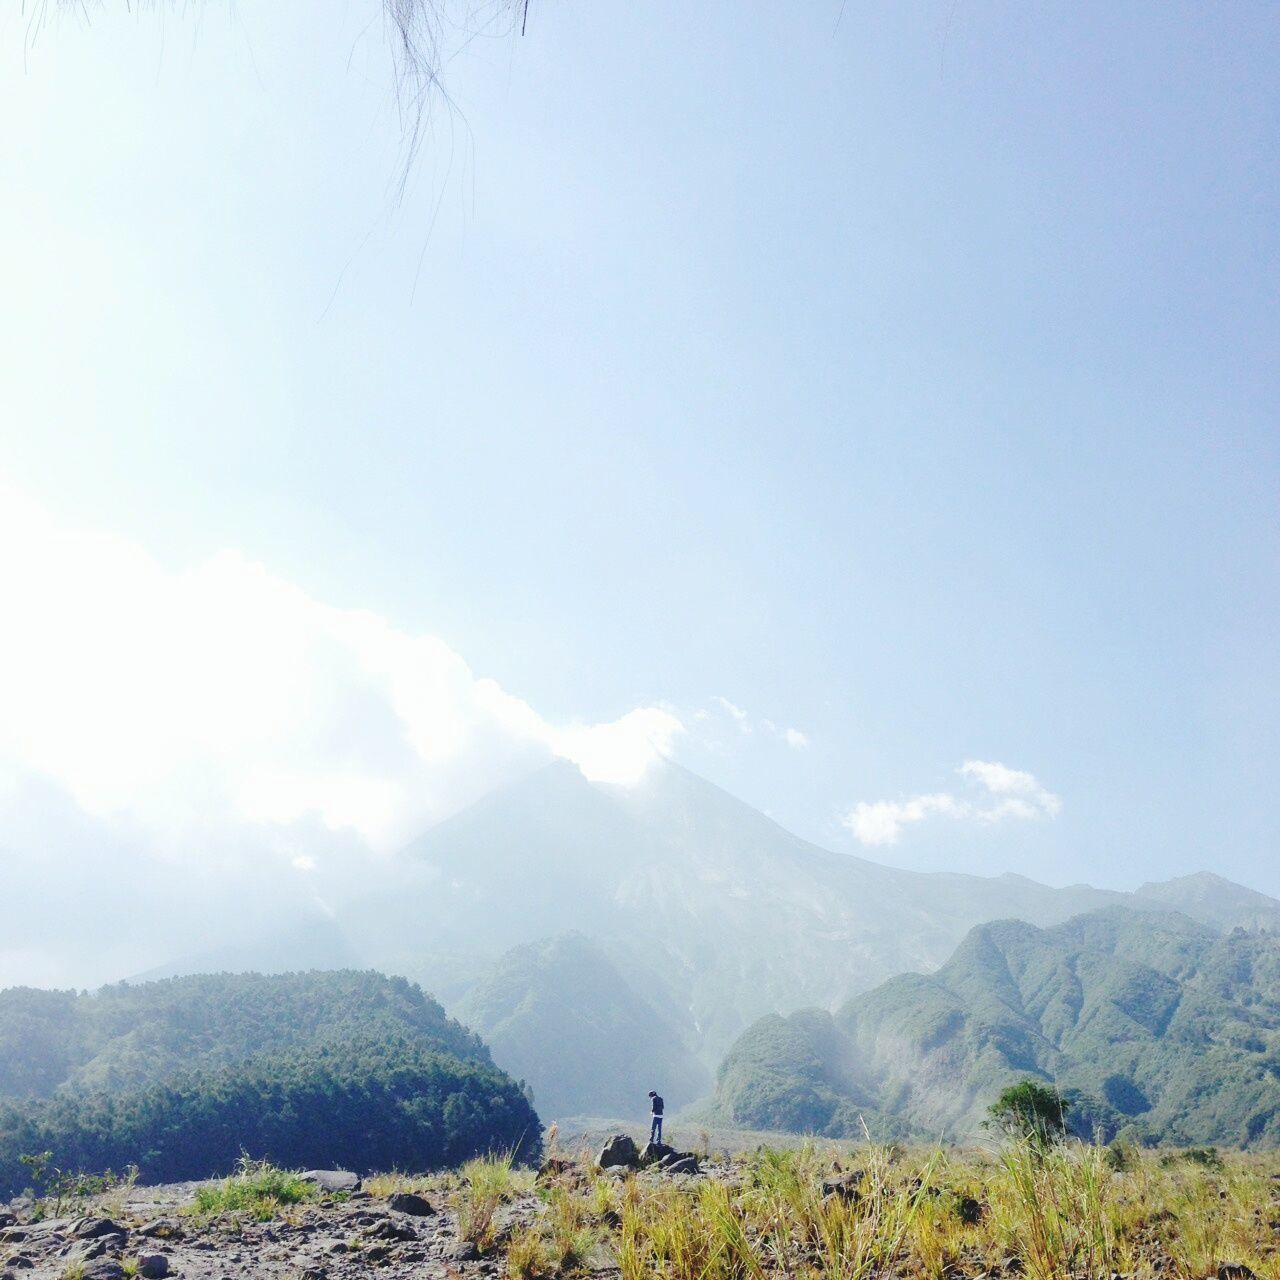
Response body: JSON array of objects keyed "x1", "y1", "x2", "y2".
[{"x1": 987, "y1": 1080, "x2": 1070, "y2": 1146}]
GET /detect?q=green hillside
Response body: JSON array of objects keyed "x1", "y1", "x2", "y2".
[
  {"x1": 0, "y1": 968, "x2": 489, "y2": 1098},
  {"x1": 713, "y1": 908, "x2": 1280, "y2": 1147},
  {"x1": 0, "y1": 971, "x2": 540, "y2": 1194},
  {"x1": 455, "y1": 932, "x2": 709, "y2": 1118}
]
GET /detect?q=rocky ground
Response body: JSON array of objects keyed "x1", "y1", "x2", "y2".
[
  {"x1": 0, "y1": 1140, "x2": 710, "y2": 1280},
  {"x1": 5, "y1": 1141, "x2": 1278, "y2": 1280},
  {"x1": 1, "y1": 1183, "x2": 463, "y2": 1280}
]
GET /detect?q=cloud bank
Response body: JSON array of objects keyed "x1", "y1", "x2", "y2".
[
  {"x1": 843, "y1": 760, "x2": 1061, "y2": 846},
  {"x1": 0, "y1": 484, "x2": 682, "y2": 857}
]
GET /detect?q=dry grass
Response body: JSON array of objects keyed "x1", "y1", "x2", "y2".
[{"x1": 515, "y1": 1141, "x2": 1280, "y2": 1280}]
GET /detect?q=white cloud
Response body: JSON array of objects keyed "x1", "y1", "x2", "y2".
[
  {"x1": 0, "y1": 483, "x2": 682, "y2": 855},
  {"x1": 709, "y1": 700, "x2": 809, "y2": 751},
  {"x1": 712, "y1": 696, "x2": 751, "y2": 733},
  {"x1": 842, "y1": 760, "x2": 1061, "y2": 846},
  {"x1": 959, "y1": 759, "x2": 1062, "y2": 819}
]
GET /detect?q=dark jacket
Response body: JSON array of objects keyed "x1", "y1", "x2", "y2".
[{"x1": 650, "y1": 1094, "x2": 664, "y2": 1116}]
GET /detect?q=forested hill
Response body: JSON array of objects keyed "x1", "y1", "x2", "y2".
[
  {"x1": 714, "y1": 908, "x2": 1280, "y2": 1148},
  {"x1": 0, "y1": 971, "x2": 540, "y2": 1196},
  {"x1": 0, "y1": 969, "x2": 489, "y2": 1098}
]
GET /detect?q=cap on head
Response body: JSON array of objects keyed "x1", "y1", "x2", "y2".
[{"x1": 648, "y1": 1090, "x2": 656, "y2": 1097}]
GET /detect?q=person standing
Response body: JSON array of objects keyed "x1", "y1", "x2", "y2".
[{"x1": 648, "y1": 1089, "x2": 664, "y2": 1144}]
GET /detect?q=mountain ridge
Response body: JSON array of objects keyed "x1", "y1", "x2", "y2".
[{"x1": 713, "y1": 905, "x2": 1280, "y2": 1147}]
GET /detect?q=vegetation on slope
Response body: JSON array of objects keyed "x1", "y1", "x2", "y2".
[
  {"x1": 713, "y1": 908, "x2": 1280, "y2": 1147},
  {"x1": 0, "y1": 969, "x2": 489, "y2": 1098},
  {"x1": 0, "y1": 972, "x2": 541, "y2": 1196}
]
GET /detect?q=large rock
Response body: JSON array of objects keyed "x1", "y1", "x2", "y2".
[
  {"x1": 81, "y1": 1262, "x2": 125, "y2": 1280},
  {"x1": 387, "y1": 1193, "x2": 434, "y2": 1217},
  {"x1": 664, "y1": 1156, "x2": 699, "y2": 1176},
  {"x1": 639, "y1": 1142, "x2": 675, "y2": 1167},
  {"x1": 596, "y1": 1135, "x2": 640, "y2": 1170},
  {"x1": 299, "y1": 1171, "x2": 361, "y2": 1194},
  {"x1": 136, "y1": 1256, "x2": 169, "y2": 1279},
  {"x1": 71, "y1": 1221, "x2": 127, "y2": 1242}
]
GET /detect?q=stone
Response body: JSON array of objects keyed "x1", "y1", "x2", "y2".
[
  {"x1": 64, "y1": 1236, "x2": 120, "y2": 1263},
  {"x1": 136, "y1": 1255, "x2": 170, "y2": 1279},
  {"x1": 298, "y1": 1171, "x2": 361, "y2": 1194},
  {"x1": 597, "y1": 1135, "x2": 640, "y2": 1170},
  {"x1": 81, "y1": 1261, "x2": 125, "y2": 1280},
  {"x1": 387, "y1": 1193, "x2": 434, "y2": 1217},
  {"x1": 367, "y1": 1219, "x2": 416, "y2": 1242},
  {"x1": 448, "y1": 1241, "x2": 480, "y2": 1262},
  {"x1": 73, "y1": 1221, "x2": 127, "y2": 1242},
  {"x1": 3, "y1": 1258, "x2": 32, "y2": 1270},
  {"x1": 1217, "y1": 1267, "x2": 1255, "y2": 1280},
  {"x1": 664, "y1": 1157, "x2": 699, "y2": 1176},
  {"x1": 536, "y1": 1158, "x2": 574, "y2": 1183},
  {"x1": 957, "y1": 1196, "x2": 983, "y2": 1225},
  {"x1": 822, "y1": 1171, "x2": 863, "y2": 1202},
  {"x1": 138, "y1": 1222, "x2": 184, "y2": 1242},
  {"x1": 639, "y1": 1142, "x2": 676, "y2": 1168}
]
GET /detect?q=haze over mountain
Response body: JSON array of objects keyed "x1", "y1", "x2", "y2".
[
  {"x1": 360, "y1": 762, "x2": 1277, "y2": 1056},
  {"x1": 454, "y1": 932, "x2": 710, "y2": 1118},
  {"x1": 714, "y1": 907, "x2": 1280, "y2": 1148}
]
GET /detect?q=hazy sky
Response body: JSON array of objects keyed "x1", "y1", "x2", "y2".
[{"x1": 1, "y1": 0, "x2": 1277, "y2": 945}]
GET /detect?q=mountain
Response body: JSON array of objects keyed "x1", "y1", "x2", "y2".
[
  {"x1": 0, "y1": 970, "x2": 541, "y2": 1193},
  {"x1": 1134, "y1": 872, "x2": 1280, "y2": 933},
  {"x1": 354, "y1": 760, "x2": 1276, "y2": 1063},
  {"x1": 454, "y1": 932, "x2": 709, "y2": 1119},
  {"x1": 713, "y1": 907, "x2": 1280, "y2": 1147},
  {"x1": 128, "y1": 760, "x2": 1280, "y2": 1119}
]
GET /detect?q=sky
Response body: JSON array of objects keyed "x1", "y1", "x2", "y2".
[{"x1": 0, "y1": 0, "x2": 1278, "y2": 986}]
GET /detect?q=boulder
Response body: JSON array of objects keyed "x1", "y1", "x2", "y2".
[
  {"x1": 81, "y1": 1261, "x2": 125, "y2": 1280},
  {"x1": 447, "y1": 1241, "x2": 480, "y2": 1262},
  {"x1": 664, "y1": 1157, "x2": 699, "y2": 1176},
  {"x1": 3, "y1": 1258, "x2": 32, "y2": 1271},
  {"x1": 1218, "y1": 1267, "x2": 1255, "y2": 1280},
  {"x1": 136, "y1": 1255, "x2": 169, "y2": 1279},
  {"x1": 64, "y1": 1235, "x2": 125, "y2": 1263},
  {"x1": 536, "y1": 1158, "x2": 575, "y2": 1183},
  {"x1": 639, "y1": 1142, "x2": 676, "y2": 1167},
  {"x1": 821, "y1": 1171, "x2": 863, "y2": 1202},
  {"x1": 596, "y1": 1135, "x2": 640, "y2": 1170},
  {"x1": 137, "y1": 1222, "x2": 183, "y2": 1242},
  {"x1": 72, "y1": 1220, "x2": 127, "y2": 1242},
  {"x1": 366, "y1": 1219, "x2": 416, "y2": 1243},
  {"x1": 299, "y1": 1171, "x2": 361, "y2": 1194},
  {"x1": 387, "y1": 1193, "x2": 434, "y2": 1218}
]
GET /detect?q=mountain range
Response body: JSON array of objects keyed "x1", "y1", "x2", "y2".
[
  {"x1": 139, "y1": 759, "x2": 1280, "y2": 1121},
  {"x1": 713, "y1": 907, "x2": 1280, "y2": 1147}
]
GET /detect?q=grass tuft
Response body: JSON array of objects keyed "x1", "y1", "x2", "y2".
[{"x1": 188, "y1": 1157, "x2": 315, "y2": 1221}]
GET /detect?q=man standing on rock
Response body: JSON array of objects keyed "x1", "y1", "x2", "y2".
[{"x1": 648, "y1": 1089, "x2": 664, "y2": 1144}]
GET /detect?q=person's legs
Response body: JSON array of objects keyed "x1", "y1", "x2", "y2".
[{"x1": 654, "y1": 1116, "x2": 663, "y2": 1144}]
